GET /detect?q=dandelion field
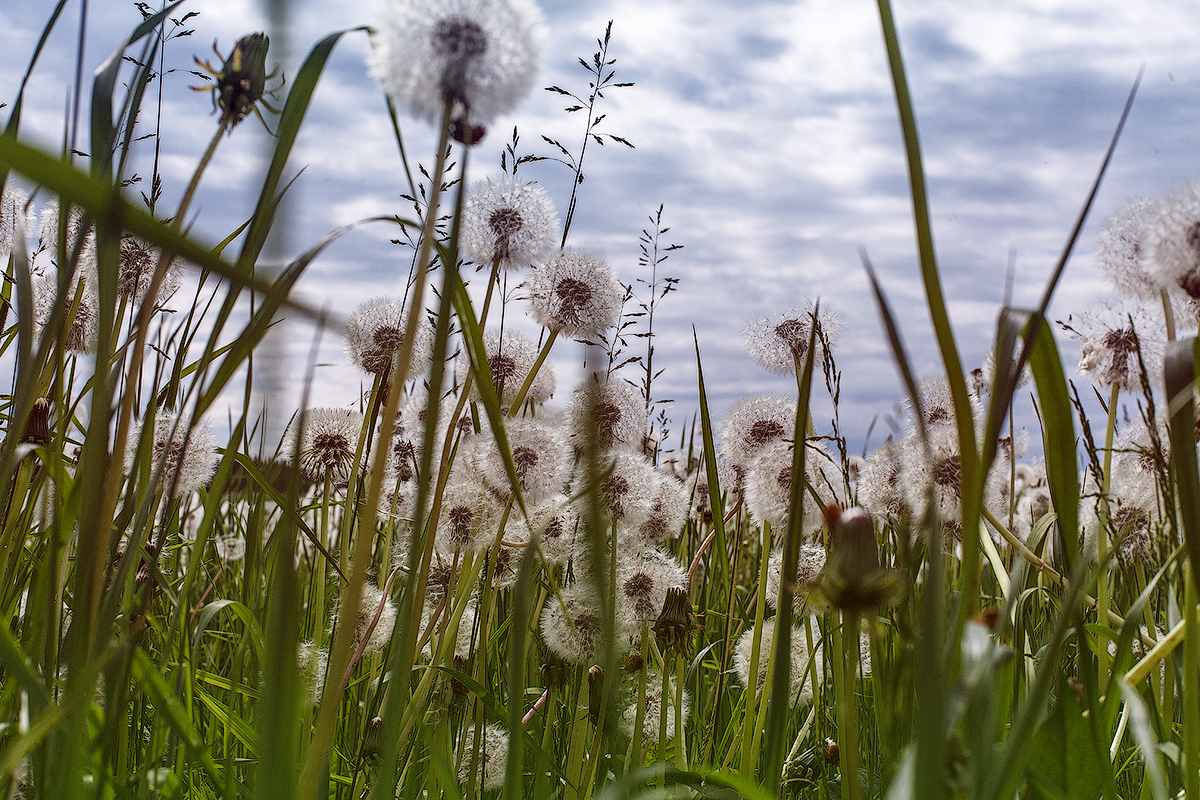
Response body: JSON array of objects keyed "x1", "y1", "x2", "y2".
[{"x1": 2, "y1": 1, "x2": 1200, "y2": 799}]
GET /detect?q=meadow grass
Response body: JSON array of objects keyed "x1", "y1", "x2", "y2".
[{"x1": 0, "y1": 1, "x2": 1197, "y2": 799}]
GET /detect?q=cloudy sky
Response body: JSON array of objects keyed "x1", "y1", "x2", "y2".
[{"x1": 4, "y1": 0, "x2": 1200, "y2": 457}]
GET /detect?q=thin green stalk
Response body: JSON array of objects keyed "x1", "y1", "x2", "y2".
[{"x1": 836, "y1": 610, "x2": 863, "y2": 800}]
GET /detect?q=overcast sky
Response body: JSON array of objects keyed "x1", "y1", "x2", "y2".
[{"x1": 4, "y1": 0, "x2": 1200, "y2": 458}]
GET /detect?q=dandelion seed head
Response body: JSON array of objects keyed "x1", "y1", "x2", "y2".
[
  {"x1": 732, "y1": 621, "x2": 819, "y2": 703},
  {"x1": 0, "y1": 185, "x2": 30, "y2": 258},
  {"x1": 619, "y1": 671, "x2": 690, "y2": 741},
  {"x1": 335, "y1": 582, "x2": 396, "y2": 657},
  {"x1": 457, "y1": 723, "x2": 509, "y2": 792},
  {"x1": 526, "y1": 249, "x2": 624, "y2": 337},
  {"x1": 567, "y1": 377, "x2": 644, "y2": 452},
  {"x1": 1060, "y1": 300, "x2": 1162, "y2": 392},
  {"x1": 540, "y1": 584, "x2": 603, "y2": 664},
  {"x1": 459, "y1": 330, "x2": 553, "y2": 408},
  {"x1": 743, "y1": 302, "x2": 841, "y2": 375},
  {"x1": 1096, "y1": 196, "x2": 1160, "y2": 299},
  {"x1": 33, "y1": 276, "x2": 99, "y2": 354},
  {"x1": 1142, "y1": 179, "x2": 1200, "y2": 300},
  {"x1": 344, "y1": 297, "x2": 431, "y2": 378},
  {"x1": 127, "y1": 411, "x2": 219, "y2": 497},
  {"x1": 765, "y1": 544, "x2": 826, "y2": 618},
  {"x1": 461, "y1": 177, "x2": 557, "y2": 267},
  {"x1": 720, "y1": 394, "x2": 795, "y2": 468},
  {"x1": 118, "y1": 237, "x2": 181, "y2": 304},
  {"x1": 283, "y1": 408, "x2": 365, "y2": 482},
  {"x1": 373, "y1": 0, "x2": 545, "y2": 125},
  {"x1": 477, "y1": 416, "x2": 570, "y2": 504},
  {"x1": 214, "y1": 534, "x2": 247, "y2": 562}
]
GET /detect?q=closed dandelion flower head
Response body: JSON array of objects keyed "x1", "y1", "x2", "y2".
[
  {"x1": 344, "y1": 296, "x2": 431, "y2": 378},
  {"x1": 461, "y1": 177, "x2": 558, "y2": 267},
  {"x1": 720, "y1": 394, "x2": 796, "y2": 469},
  {"x1": 743, "y1": 302, "x2": 841, "y2": 375},
  {"x1": 1059, "y1": 299, "x2": 1162, "y2": 392},
  {"x1": 283, "y1": 408, "x2": 365, "y2": 482},
  {"x1": 460, "y1": 329, "x2": 554, "y2": 407},
  {"x1": 526, "y1": 249, "x2": 624, "y2": 338},
  {"x1": 1, "y1": 184, "x2": 30, "y2": 257},
  {"x1": 1141, "y1": 179, "x2": 1200, "y2": 300},
  {"x1": 33, "y1": 276, "x2": 99, "y2": 354},
  {"x1": 372, "y1": 0, "x2": 545, "y2": 125},
  {"x1": 567, "y1": 377, "x2": 645, "y2": 452},
  {"x1": 127, "y1": 411, "x2": 219, "y2": 497}
]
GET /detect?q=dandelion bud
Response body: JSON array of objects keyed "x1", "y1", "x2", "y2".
[
  {"x1": 652, "y1": 586, "x2": 694, "y2": 655},
  {"x1": 21, "y1": 398, "x2": 52, "y2": 446},
  {"x1": 587, "y1": 665, "x2": 605, "y2": 725},
  {"x1": 811, "y1": 505, "x2": 903, "y2": 612},
  {"x1": 195, "y1": 33, "x2": 278, "y2": 129}
]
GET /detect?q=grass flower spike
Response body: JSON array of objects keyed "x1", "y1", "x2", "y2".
[{"x1": 373, "y1": 0, "x2": 545, "y2": 125}]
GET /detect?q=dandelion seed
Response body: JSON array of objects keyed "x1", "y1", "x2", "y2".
[
  {"x1": 127, "y1": 411, "x2": 219, "y2": 497},
  {"x1": 720, "y1": 394, "x2": 796, "y2": 469},
  {"x1": 373, "y1": 0, "x2": 545, "y2": 125},
  {"x1": 526, "y1": 249, "x2": 624, "y2": 338},
  {"x1": 283, "y1": 408, "x2": 365, "y2": 482},
  {"x1": 344, "y1": 296, "x2": 431, "y2": 379},
  {"x1": 461, "y1": 177, "x2": 558, "y2": 267},
  {"x1": 743, "y1": 302, "x2": 841, "y2": 375}
]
